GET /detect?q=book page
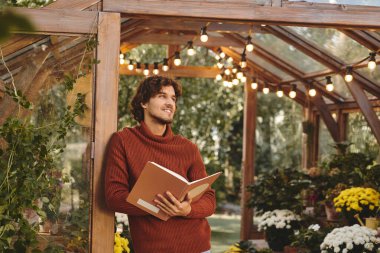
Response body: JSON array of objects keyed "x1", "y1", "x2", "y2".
[{"x1": 150, "y1": 162, "x2": 189, "y2": 183}]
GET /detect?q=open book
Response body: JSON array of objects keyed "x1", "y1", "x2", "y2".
[{"x1": 127, "y1": 161, "x2": 222, "y2": 221}]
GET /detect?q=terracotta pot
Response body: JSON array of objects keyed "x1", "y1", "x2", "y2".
[
  {"x1": 284, "y1": 245, "x2": 298, "y2": 253},
  {"x1": 324, "y1": 205, "x2": 339, "y2": 221}
]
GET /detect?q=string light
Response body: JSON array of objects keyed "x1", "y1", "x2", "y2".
[
  {"x1": 251, "y1": 78, "x2": 258, "y2": 90},
  {"x1": 215, "y1": 54, "x2": 221, "y2": 60},
  {"x1": 326, "y1": 76, "x2": 334, "y2": 92},
  {"x1": 263, "y1": 83, "x2": 269, "y2": 94},
  {"x1": 218, "y1": 48, "x2": 226, "y2": 59},
  {"x1": 216, "y1": 73, "x2": 223, "y2": 81},
  {"x1": 232, "y1": 66, "x2": 238, "y2": 74},
  {"x1": 200, "y1": 26, "x2": 208, "y2": 43},
  {"x1": 236, "y1": 69, "x2": 243, "y2": 79},
  {"x1": 308, "y1": 85, "x2": 316, "y2": 97},
  {"x1": 227, "y1": 56, "x2": 234, "y2": 63},
  {"x1": 217, "y1": 59, "x2": 224, "y2": 69},
  {"x1": 143, "y1": 63, "x2": 149, "y2": 76},
  {"x1": 368, "y1": 52, "x2": 377, "y2": 70},
  {"x1": 162, "y1": 58, "x2": 169, "y2": 71},
  {"x1": 174, "y1": 51, "x2": 181, "y2": 66},
  {"x1": 344, "y1": 66, "x2": 353, "y2": 82},
  {"x1": 119, "y1": 53, "x2": 124, "y2": 59},
  {"x1": 119, "y1": 58, "x2": 125, "y2": 65},
  {"x1": 223, "y1": 79, "x2": 229, "y2": 87},
  {"x1": 187, "y1": 41, "x2": 196, "y2": 56},
  {"x1": 245, "y1": 36, "x2": 254, "y2": 52},
  {"x1": 241, "y1": 76, "x2": 247, "y2": 83},
  {"x1": 276, "y1": 87, "x2": 284, "y2": 97},
  {"x1": 128, "y1": 59, "x2": 134, "y2": 71},
  {"x1": 224, "y1": 68, "x2": 231, "y2": 76},
  {"x1": 240, "y1": 53, "x2": 247, "y2": 68},
  {"x1": 153, "y1": 62, "x2": 159, "y2": 75},
  {"x1": 232, "y1": 77, "x2": 239, "y2": 86},
  {"x1": 289, "y1": 84, "x2": 297, "y2": 99},
  {"x1": 136, "y1": 62, "x2": 142, "y2": 73}
]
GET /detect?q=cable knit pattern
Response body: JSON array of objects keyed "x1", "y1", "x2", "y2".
[{"x1": 105, "y1": 121, "x2": 216, "y2": 253}]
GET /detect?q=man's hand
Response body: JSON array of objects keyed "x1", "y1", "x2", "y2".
[{"x1": 154, "y1": 191, "x2": 192, "y2": 217}]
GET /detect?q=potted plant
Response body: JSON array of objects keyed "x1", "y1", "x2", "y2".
[
  {"x1": 323, "y1": 183, "x2": 348, "y2": 221},
  {"x1": 257, "y1": 209, "x2": 301, "y2": 252},
  {"x1": 224, "y1": 241, "x2": 258, "y2": 253},
  {"x1": 289, "y1": 224, "x2": 332, "y2": 253},
  {"x1": 248, "y1": 167, "x2": 311, "y2": 215},
  {"x1": 320, "y1": 224, "x2": 380, "y2": 253},
  {"x1": 333, "y1": 187, "x2": 380, "y2": 225}
]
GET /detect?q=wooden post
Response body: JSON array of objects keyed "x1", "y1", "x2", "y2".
[
  {"x1": 91, "y1": 12, "x2": 120, "y2": 253},
  {"x1": 240, "y1": 81, "x2": 257, "y2": 240},
  {"x1": 337, "y1": 109, "x2": 348, "y2": 142}
]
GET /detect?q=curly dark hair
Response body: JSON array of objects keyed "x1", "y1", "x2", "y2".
[{"x1": 130, "y1": 76, "x2": 182, "y2": 122}]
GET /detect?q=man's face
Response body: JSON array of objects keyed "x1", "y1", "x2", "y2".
[{"x1": 142, "y1": 85, "x2": 177, "y2": 124}]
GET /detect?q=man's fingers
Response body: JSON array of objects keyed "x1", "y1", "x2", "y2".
[{"x1": 165, "y1": 191, "x2": 181, "y2": 207}]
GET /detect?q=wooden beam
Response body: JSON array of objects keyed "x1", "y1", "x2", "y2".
[
  {"x1": 43, "y1": 0, "x2": 101, "y2": 10},
  {"x1": 322, "y1": 99, "x2": 380, "y2": 112},
  {"x1": 120, "y1": 65, "x2": 220, "y2": 78},
  {"x1": 340, "y1": 30, "x2": 380, "y2": 52},
  {"x1": 12, "y1": 7, "x2": 98, "y2": 34},
  {"x1": 345, "y1": 81, "x2": 380, "y2": 146},
  {"x1": 266, "y1": 26, "x2": 380, "y2": 97},
  {"x1": 104, "y1": 0, "x2": 380, "y2": 29},
  {"x1": 310, "y1": 93, "x2": 340, "y2": 142},
  {"x1": 0, "y1": 35, "x2": 46, "y2": 58},
  {"x1": 92, "y1": 12, "x2": 120, "y2": 253},
  {"x1": 240, "y1": 80, "x2": 256, "y2": 240},
  {"x1": 337, "y1": 110, "x2": 348, "y2": 142},
  {"x1": 122, "y1": 32, "x2": 242, "y2": 47}
]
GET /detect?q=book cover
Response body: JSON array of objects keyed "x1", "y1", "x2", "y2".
[{"x1": 127, "y1": 161, "x2": 222, "y2": 221}]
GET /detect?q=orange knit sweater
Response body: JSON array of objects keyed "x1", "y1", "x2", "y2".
[{"x1": 105, "y1": 121, "x2": 216, "y2": 253}]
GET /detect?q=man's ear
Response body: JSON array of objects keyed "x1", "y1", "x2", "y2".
[{"x1": 141, "y1": 102, "x2": 147, "y2": 109}]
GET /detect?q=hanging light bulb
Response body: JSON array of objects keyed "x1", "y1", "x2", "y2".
[
  {"x1": 128, "y1": 59, "x2": 134, "y2": 71},
  {"x1": 187, "y1": 41, "x2": 196, "y2": 56},
  {"x1": 232, "y1": 77, "x2": 239, "y2": 86},
  {"x1": 217, "y1": 59, "x2": 224, "y2": 69},
  {"x1": 245, "y1": 36, "x2": 254, "y2": 52},
  {"x1": 223, "y1": 79, "x2": 229, "y2": 87},
  {"x1": 174, "y1": 51, "x2": 181, "y2": 66},
  {"x1": 216, "y1": 73, "x2": 223, "y2": 81},
  {"x1": 217, "y1": 48, "x2": 225, "y2": 59},
  {"x1": 236, "y1": 70, "x2": 243, "y2": 79},
  {"x1": 232, "y1": 66, "x2": 238, "y2": 74},
  {"x1": 368, "y1": 52, "x2": 377, "y2": 70},
  {"x1": 241, "y1": 76, "x2": 247, "y2": 83},
  {"x1": 227, "y1": 56, "x2": 233, "y2": 63},
  {"x1": 119, "y1": 53, "x2": 124, "y2": 59},
  {"x1": 326, "y1": 76, "x2": 334, "y2": 92},
  {"x1": 119, "y1": 58, "x2": 125, "y2": 65},
  {"x1": 251, "y1": 78, "x2": 258, "y2": 90},
  {"x1": 153, "y1": 62, "x2": 159, "y2": 75},
  {"x1": 344, "y1": 66, "x2": 353, "y2": 82},
  {"x1": 276, "y1": 87, "x2": 284, "y2": 97},
  {"x1": 162, "y1": 58, "x2": 169, "y2": 71},
  {"x1": 289, "y1": 84, "x2": 297, "y2": 98},
  {"x1": 263, "y1": 83, "x2": 269, "y2": 94},
  {"x1": 308, "y1": 85, "x2": 316, "y2": 97},
  {"x1": 224, "y1": 68, "x2": 231, "y2": 76},
  {"x1": 136, "y1": 62, "x2": 142, "y2": 73},
  {"x1": 143, "y1": 63, "x2": 150, "y2": 76},
  {"x1": 240, "y1": 53, "x2": 247, "y2": 68},
  {"x1": 200, "y1": 26, "x2": 208, "y2": 43}
]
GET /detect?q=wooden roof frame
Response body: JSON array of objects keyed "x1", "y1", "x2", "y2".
[{"x1": 4, "y1": 0, "x2": 380, "y2": 250}]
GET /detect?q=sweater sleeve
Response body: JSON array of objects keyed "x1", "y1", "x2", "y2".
[
  {"x1": 185, "y1": 144, "x2": 216, "y2": 219},
  {"x1": 104, "y1": 132, "x2": 148, "y2": 216}
]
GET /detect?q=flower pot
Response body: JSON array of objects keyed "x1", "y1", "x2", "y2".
[
  {"x1": 365, "y1": 217, "x2": 380, "y2": 230},
  {"x1": 284, "y1": 245, "x2": 298, "y2": 253},
  {"x1": 324, "y1": 205, "x2": 339, "y2": 221},
  {"x1": 265, "y1": 228, "x2": 293, "y2": 252}
]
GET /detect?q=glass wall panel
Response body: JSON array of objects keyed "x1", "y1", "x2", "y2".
[
  {"x1": 318, "y1": 117, "x2": 335, "y2": 162},
  {"x1": 0, "y1": 34, "x2": 94, "y2": 252}
]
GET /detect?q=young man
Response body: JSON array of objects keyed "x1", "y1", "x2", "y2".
[{"x1": 105, "y1": 76, "x2": 215, "y2": 253}]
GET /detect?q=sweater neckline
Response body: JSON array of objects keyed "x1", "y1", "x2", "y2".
[{"x1": 138, "y1": 121, "x2": 174, "y2": 143}]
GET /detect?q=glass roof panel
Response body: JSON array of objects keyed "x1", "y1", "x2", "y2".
[
  {"x1": 288, "y1": 0, "x2": 380, "y2": 6},
  {"x1": 330, "y1": 75, "x2": 353, "y2": 100},
  {"x1": 289, "y1": 27, "x2": 370, "y2": 64},
  {"x1": 356, "y1": 67, "x2": 380, "y2": 90},
  {"x1": 253, "y1": 33, "x2": 326, "y2": 73},
  {"x1": 232, "y1": 47, "x2": 292, "y2": 80}
]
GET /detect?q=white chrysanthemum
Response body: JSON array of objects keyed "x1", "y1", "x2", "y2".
[
  {"x1": 320, "y1": 225, "x2": 379, "y2": 253},
  {"x1": 257, "y1": 209, "x2": 301, "y2": 231}
]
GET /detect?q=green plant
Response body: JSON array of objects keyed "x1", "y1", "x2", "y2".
[
  {"x1": 247, "y1": 167, "x2": 310, "y2": 214},
  {"x1": 290, "y1": 224, "x2": 332, "y2": 253},
  {"x1": 225, "y1": 241, "x2": 258, "y2": 253}
]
